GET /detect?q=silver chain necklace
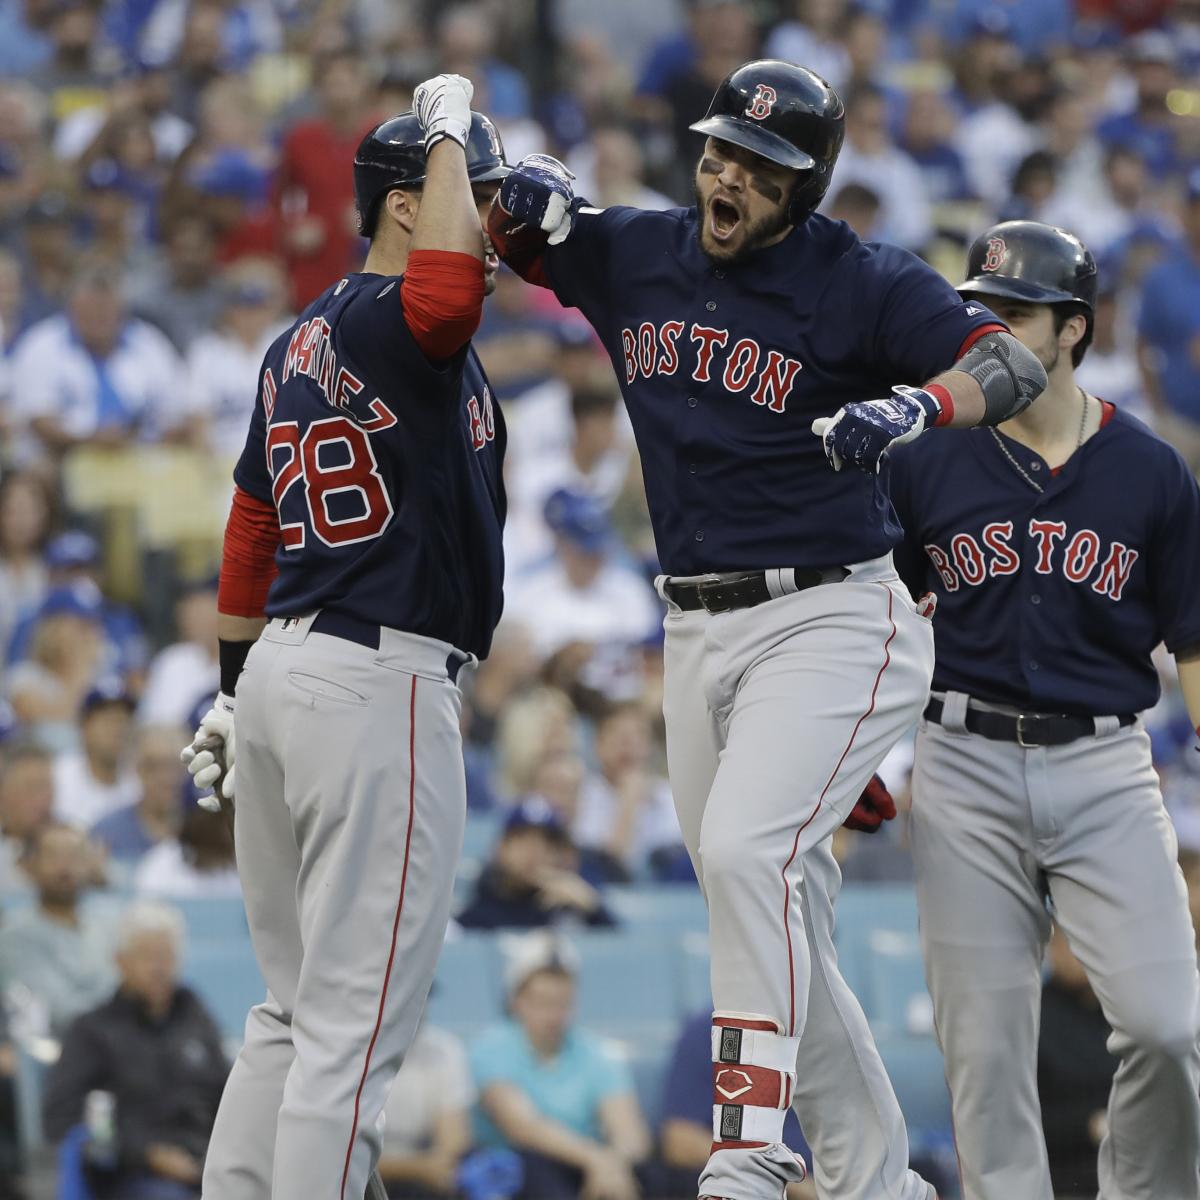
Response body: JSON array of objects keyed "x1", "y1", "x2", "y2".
[{"x1": 988, "y1": 388, "x2": 1090, "y2": 495}]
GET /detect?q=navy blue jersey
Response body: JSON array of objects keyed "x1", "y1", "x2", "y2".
[
  {"x1": 234, "y1": 273, "x2": 506, "y2": 659},
  {"x1": 541, "y1": 206, "x2": 999, "y2": 575},
  {"x1": 888, "y1": 405, "x2": 1200, "y2": 716}
]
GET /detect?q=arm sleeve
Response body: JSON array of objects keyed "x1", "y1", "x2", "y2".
[
  {"x1": 1149, "y1": 445, "x2": 1200, "y2": 654},
  {"x1": 869, "y1": 246, "x2": 1007, "y2": 383},
  {"x1": 217, "y1": 485, "x2": 279, "y2": 619},
  {"x1": 42, "y1": 1018, "x2": 103, "y2": 1143},
  {"x1": 399, "y1": 250, "x2": 486, "y2": 361}
]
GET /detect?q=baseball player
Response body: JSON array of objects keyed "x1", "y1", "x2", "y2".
[
  {"x1": 180, "y1": 76, "x2": 510, "y2": 1199},
  {"x1": 488, "y1": 60, "x2": 1047, "y2": 1200},
  {"x1": 888, "y1": 220, "x2": 1200, "y2": 1200}
]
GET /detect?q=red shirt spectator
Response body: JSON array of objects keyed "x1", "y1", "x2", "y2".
[{"x1": 274, "y1": 50, "x2": 379, "y2": 306}]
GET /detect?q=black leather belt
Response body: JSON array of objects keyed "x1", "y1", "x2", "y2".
[
  {"x1": 664, "y1": 567, "x2": 848, "y2": 614},
  {"x1": 308, "y1": 611, "x2": 466, "y2": 682},
  {"x1": 924, "y1": 697, "x2": 1135, "y2": 748}
]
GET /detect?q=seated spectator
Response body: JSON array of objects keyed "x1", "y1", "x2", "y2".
[
  {"x1": 138, "y1": 580, "x2": 220, "y2": 729},
  {"x1": 182, "y1": 257, "x2": 290, "y2": 462},
  {"x1": 1074, "y1": 281, "x2": 1151, "y2": 424},
  {"x1": 1037, "y1": 925, "x2": 1117, "y2": 1199},
  {"x1": 134, "y1": 802, "x2": 238, "y2": 899},
  {"x1": 6, "y1": 583, "x2": 108, "y2": 750},
  {"x1": 660, "y1": 1008, "x2": 814, "y2": 1200},
  {"x1": 54, "y1": 678, "x2": 138, "y2": 828},
  {"x1": 377, "y1": 1015, "x2": 475, "y2": 1198},
  {"x1": 826, "y1": 181, "x2": 882, "y2": 242},
  {"x1": 471, "y1": 933, "x2": 652, "y2": 1200},
  {"x1": 1137, "y1": 170, "x2": 1200, "y2": 473},
  {"x1": 436, "y1": 3, "x2": 530, "y2": 121},
  {"x1": 43, "y1": 902, "x2": 228, "y2": 1200},
  {"x1": 567, "y1": 124, "x2": 676, "y2": 212},
  {"x1": 827, "y1": 84, "x2": 932, "y2": 252},
  {"x1": 763, "y1": 0, "x2": 849, "y2": 93},
  {"x1": 495, "y1": 686, "x2": 580, "y2": 800},
  {"x1": 574, "y1": 703, "x2": 685, "y2": 884},
  {"x1": 457, "y1": 800, "x2": 615, "y2": 930},
  {"x1": 90, "y1": 725, "x2": 186, "y2": 872},
  {"x1": 504, "y1": 490, "x2": 661, "y2": 702},
  {"x1": 10, "y1": 260, "x2": 184, "y2": 454},
  {"x1": 0, "y1": 470, "x2": 51, "y2": 661},
  {"x1": 0, "y1": 822, "x2": 116, "y2": 1036},
  {"x1": 13, "y1": 190, "x2": 79, "y2": 333},
  {"x1": 0, "y1": 739, "x2": 54, "y2": 893}
]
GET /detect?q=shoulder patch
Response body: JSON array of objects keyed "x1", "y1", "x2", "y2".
[
  {"x1": 334, "y1": 278, "x2": 349, "y2": 296},
  {"x1": 376, "y1": 281, "x2": 397, "y2": 299}
]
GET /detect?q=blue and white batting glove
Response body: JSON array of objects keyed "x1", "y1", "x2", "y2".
[
  {"x1": 811, "y1": 385, "x2": 946, "y2": 474},
  {"x1": 497, "y1": 154, "x2": 576, "y2": 246},
  {"x1": 413, "y1": 73, "x2": 474, "y2": 153},
  {"x1": 180, "y1": 691, "x2": 236, "y2": 810}
]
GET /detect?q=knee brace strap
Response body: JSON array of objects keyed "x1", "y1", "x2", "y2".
[{"x1": 711, "y1": 1014, "x2": 800, "y2": 1147}]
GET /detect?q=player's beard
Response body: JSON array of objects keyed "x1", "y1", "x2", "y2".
[{"x1": 694, "y1": 181, "x2": 791, "y2": 265}]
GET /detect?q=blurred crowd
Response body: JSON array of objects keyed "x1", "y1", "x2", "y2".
[{"x1": 0, "y1": 0, "x2": 1197, "y2": 1196}]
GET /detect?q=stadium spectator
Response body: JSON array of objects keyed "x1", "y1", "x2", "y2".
[
  {"x1": 53, "y1": 678, "x2": 138, "y2": 828},
  {"x1": 435, "y1": 3, "x2": 530, "y2": 121},
  {"x1": 90, "y1": 725, "x2": 187, "y2": 873},
  {"x1": 1044, "y1": 145, "x2": 1157, "y2": 259},
  {"x1": 0, "y1": 739, "x2": 54, "y2": 892},
  {"x1": 11, "y1": 190, "x2": 80, "y2": 332},
  {"x1": 273, "y1": 46, "x2": 377, "y2": 307},
  {"x1": 660, "y1": 1007, "x2": 815, "y2": 1199},
  {"x1": 42, "y1": 901, "x2": 228, "y2": 1200},
  {"x1": 899, "y1": 89, "x2": 975, "y2": 204},
  {"x1": 27, "y1": 0, "x2": 113, "y2": 127},
  {"x1": 182, "y1": 257, "x2": 290, "y2": 461},
  {"x1": 566, "y1": 124, "x2": 676, "y2": 213},
  {"x1": 504, "y1": 489, "x2": 660, "y2": 699},
  {"x1": 471, "y1": 932, "x2": 651, "y2": 1200},
  {"x1": 998, "y1": 149, "x2": 1058, "y2": 223},
  {"x1": 1037, "y1": 925, "x2": 1117, "y2": 1199},
  {"x1": 377, "y1": 1016, "x2": 476, "y2": 1198},
  {"x1": 140, "y1": 0, "x2": 283, "y2": 75},
  {"x1": 127, "y1": 212, "x2": 224, "y2": 352},
  {"x1": 10, "y1": 260, "x2": 184, "y2": 453},
  {"x1": 134, "y1": 802, "x2": 238, "y2": 899},
  {"x1": 827, "y1": 83, "x2": 932, "y2": 251},
  {"x1": 826, "y1": 180, "x2": 882, "y2": 241},
  {"x1": 1137, "y1": 169, "x2": 1200, "y2": 472},
  {"x1": 1096, "y1": 29, "x2": 1184, "y2": 180},
  {"x1": 138, "y1": 579, "x2": 220, "y2": 729},
  {"x1": 495, "y1": 687, "x2": 580, "y2": 800},
  {"x1": 765, "y1": 0, "x2": 849, "y2": 92},
  {"x1": 6, "y1": 582, "x2": 107, "y2": 749},
  {"x1": 0, "y1": 821, "x2": 116, "y2": 1036},
  {"x1": 573, "y1": 702, "x2": 684, "y2": 884},
  {"x1": 457, "y1": 799, "x2": 616, "y2": 930},
  {"x1": 0, "y1": 469, "x2": 51, "y2": 658},
  {"x1": 1075, "y1": 279, "x2": 1150, "y2": 423},
  {"x1": 463, "y1": 621, "x2": 540, "y2": 757}
]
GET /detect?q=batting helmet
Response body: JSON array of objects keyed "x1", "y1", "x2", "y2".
[
  {"x1": 958, "y1": 220, "x2": 1098, "y2": 361},
  {"x1": 353, "y1": 110, "x2": 510, "y2": 237},
  {"x1": 689, "y1": 59, "x2": 844, "y2": 226}
]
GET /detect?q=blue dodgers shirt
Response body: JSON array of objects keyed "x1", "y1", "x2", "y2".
[
  {"x1": 888, "y1": 405, "x2": 1200, "y2": 716},
  {"x1": 469, "y1": 1020, "x2": 633, "y2": 1147},
  {"x1": 234, "y1": 273, "x2": 507, "y2": 659},
  {"x1": 542, "y1": 207, "x2": 1000, "y2": 575},
  {"x1": 1138, "y1": 253, "x2": 1200, "y2": 424}
]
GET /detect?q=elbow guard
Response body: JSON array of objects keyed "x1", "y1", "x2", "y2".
[{"x1": 955, "y1": 330, "x2": 1047, "y2": 426}]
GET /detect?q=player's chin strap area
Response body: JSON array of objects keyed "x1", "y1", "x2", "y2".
[{"x1": 710, "y1": 1013, "x2": 801, "y2": 1152}]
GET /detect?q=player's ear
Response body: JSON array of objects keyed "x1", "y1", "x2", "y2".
[
  {"x1": 1060, "y1": 312, "x2": 1087, "y2": 353},
  {"x1": 383, "y1": 187, "x2": 419, "y2": 235}
]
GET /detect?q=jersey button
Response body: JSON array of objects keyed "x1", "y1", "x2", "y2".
[
  {"x1": 1030, "y1": 461, "x2": 1042, "y2": 472},
  {"x1": 1030, "y1": 594, "x2": 1041, "y2": 604},
  {"x1": 694, "y1": 530, "x2": 705, "y2": 542},
  {"x1": 714, "y1": 268, "x2": 725, "y2": 279},
  {"x1": 687, "y1": 396, "x2": 698, "y2": 408},
  {"x1": 689, "y1": 463, "x2": 697, "y2": 474},
  {"x1": 705, "y1": 300, "x2": 717, "y2": 311},
  {"x1": 1029, "y1": 660, "x2": 1040, "y2": 671}
]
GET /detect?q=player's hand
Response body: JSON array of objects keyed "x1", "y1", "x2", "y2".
[
  {"x1": 811, "y1": 385, "x2": 945, "y2": 473},
  {"x1": 496, "y1": 153, "x2": 577, "y2": 246},
  {"x1": 413, "y1": 73, "x2": 474, "y2": 152},
  {"x1": 181, "y1": 692, "x2": 236, "y2": 810},
  {"x1": 843, "y1": 774, "x2": 896, "y2": 834}
]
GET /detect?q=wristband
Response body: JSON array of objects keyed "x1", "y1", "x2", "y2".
[
  {"x1": 219, "y1": 638, "x2": 254, "y2": 697},
  {"x1": 924, "y1": 383, "x2": 955, "y2": 427}
]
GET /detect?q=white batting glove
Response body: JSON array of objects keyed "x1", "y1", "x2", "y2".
[
  {"x1": 180, "y1": 692, "x2": 236, "y2": 810},
  {"x1": 413, "y1": 73, "x2": 474, "y2": 153}
]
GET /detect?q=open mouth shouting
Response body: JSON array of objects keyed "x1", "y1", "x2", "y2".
[{"x1": 709, "y1": 193, "x2": 743, "y2": 243}]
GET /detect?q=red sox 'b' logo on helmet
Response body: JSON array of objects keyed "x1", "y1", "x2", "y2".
[
  {"x1": 982, "y1": 236, "x2": 1007, "y2": 272},
  {"x1": 745, "y1": 84, "x2": 778, "y2": 121}
]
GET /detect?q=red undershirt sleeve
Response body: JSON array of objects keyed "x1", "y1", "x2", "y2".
[
  {"x1": 400, "y1": 249, "x2": 486, "y2": 360},
  {"x1": 218, "y1": 486, "x2": 280, "y2": 618}
]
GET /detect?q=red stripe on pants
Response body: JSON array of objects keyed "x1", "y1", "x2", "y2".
[{"x1": 338, "y1": 675, "x2": 419, "y2": 1199}]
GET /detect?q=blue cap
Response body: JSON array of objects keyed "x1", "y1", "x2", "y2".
[
  {"x1": 39, "y1": 579, "x2": 103, "y2": 621},
  {"x1": 966, "y1": 6, "x2": 1012, "y2": 39},
  {"x1": 543, "y1": 488, "x2": 612, "y2": 554},
  {"x1": 188, "y1": 149, "x2": 271, "y2": 203},
  {"x1": 503, "y1": 797, "x2": 569, "y2": 840},
  {"x1": 1128, "y1": 29, "x2": 1175, "y2": 66},
  {"x1": 45, "y1": 529, "x2": 100, "y2": 570},
  {"x1": 82, "y1": 676, "x2": 134, "y2": 715}
]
